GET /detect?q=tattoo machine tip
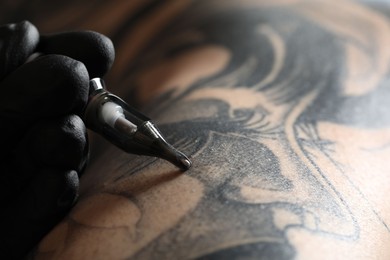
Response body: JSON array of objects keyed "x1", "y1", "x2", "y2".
[{"x1": 84, "y1": 78, "x2": 192, "y2": 171}]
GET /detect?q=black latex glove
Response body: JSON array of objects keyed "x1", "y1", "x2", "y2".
[{"x1": 0, "y1": 21, "x2": 115, "y2": 259}]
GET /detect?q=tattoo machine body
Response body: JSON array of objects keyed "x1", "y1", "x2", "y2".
[{"x1": 84, "y1": 78, "x2": 192, "y2": 171}]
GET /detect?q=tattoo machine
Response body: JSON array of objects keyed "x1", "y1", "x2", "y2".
[{"x1": 84, "y1": 78, "x2": 192, "y2": 171}]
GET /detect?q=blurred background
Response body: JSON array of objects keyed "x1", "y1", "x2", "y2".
[{"x1": 0, "y1": 0, "x2": 193, "y2": 96}]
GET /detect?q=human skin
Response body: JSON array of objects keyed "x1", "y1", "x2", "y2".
[{"x1": 10, "y1": 0, "x2": 389, "y2": 259}]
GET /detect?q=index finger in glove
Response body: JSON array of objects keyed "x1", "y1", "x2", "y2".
[
  {"x1": 39, "y1": 31, "x2": 115, "y2": 78},
  {"x1": 0, "y1": 54, "x2": 89, "y2": 152},
  {"x1": 0, "y1": 54, "x2": 89, "y2": 120}
]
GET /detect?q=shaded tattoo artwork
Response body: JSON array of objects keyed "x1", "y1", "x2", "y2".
[{"x1": 20, "y1": 0, "x2": 390, "y2": 259}]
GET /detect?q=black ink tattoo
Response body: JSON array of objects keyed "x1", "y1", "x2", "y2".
[{"x1": 16, "y1": 0, "x2": 390, "y2": 259}]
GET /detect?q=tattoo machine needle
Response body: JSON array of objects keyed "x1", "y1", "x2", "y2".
[{"x1": 83, "y1": 78, "x2": 192, "y2": 171}]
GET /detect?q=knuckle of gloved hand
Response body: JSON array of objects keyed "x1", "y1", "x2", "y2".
[
  {"x1": 0, "y1": 54, "x2": 89, "y2": 117},
  {"x1": 0, "y1": 20, "x2": 39, "y2": 79},
  {"x1": 43, "y1": 54, "x2": 90, "y2": 115},
  {"x1": 40, "y1": 31, "x2": 115, "y2": 78},
  {"x1": 24, "y1": 169, "x2": 79, "y2": 220},
  {"x1": 57, "y1": 169, "x2": 79, "y2": 209},
  {"x1": 25, "y1": 115, "x2": 88, "y2": 171}
]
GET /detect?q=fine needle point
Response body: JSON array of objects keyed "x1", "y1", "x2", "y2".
[
  {"x1": 181, "y1": 157, "x2": 192, "y2": 170},
  {"x1": 176, "y1": 152, "x2": 192, "y2": 171},
  {"x1": 155, "y1": 138, "x2": 192, "y2": 171}
]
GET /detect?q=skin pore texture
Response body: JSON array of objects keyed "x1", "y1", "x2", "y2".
[{"x1": 1, "y1": 0, "x2": 390, "y2": 259}]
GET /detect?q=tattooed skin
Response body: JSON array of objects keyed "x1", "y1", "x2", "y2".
[{"x1": 1, "y1": 0, "x2": 388, "y2": 259}]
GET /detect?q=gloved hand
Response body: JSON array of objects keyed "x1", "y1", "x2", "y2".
[{"x1": 0, "y1": 21, "x2": 114, "y2": 259}]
